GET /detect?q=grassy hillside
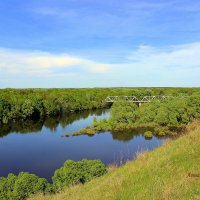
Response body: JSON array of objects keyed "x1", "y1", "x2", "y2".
[{"x1": 31, "y1": 125, "x2": 200, "y2": 200}]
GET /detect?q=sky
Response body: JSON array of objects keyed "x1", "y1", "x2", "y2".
[{"x1": 0, "y1": 0, "x2": 200, "y2": 88}]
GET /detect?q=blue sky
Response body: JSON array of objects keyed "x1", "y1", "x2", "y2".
[{"x1": 0, "y1": 0, "x2": 200, "y2": 88}]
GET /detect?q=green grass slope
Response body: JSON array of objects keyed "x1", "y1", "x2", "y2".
[{"x1": 31, "y1": 126, "x2": 200, "y2": 200}]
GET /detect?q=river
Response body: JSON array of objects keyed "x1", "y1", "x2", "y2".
[{"x1": 0, "y1": 109, "x2": 169, "y2": 181}]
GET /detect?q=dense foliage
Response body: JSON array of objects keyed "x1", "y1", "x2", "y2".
[
  {"x1": 0, "y1": 159, "x2": 106, "y2": 200},
  {"x1": 0, "y1": 172, "x2": 51, "y2": 200},
  {"x1": 0, "y1": 88, "x2": 109, "y2": 124},
  {"x1": 93, "y1": 94, "x2": 200, "y2": 135},
  {"x1": 52, "y1": 159, "x2": 107, "y2": 191},
  {"x1": 1, "y1": 88, "x2": 200, "y2": 124}
]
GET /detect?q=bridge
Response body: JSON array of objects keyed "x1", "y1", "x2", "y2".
[{"x1": 105, "y1": 95, "x2": 183, "y2": 106}]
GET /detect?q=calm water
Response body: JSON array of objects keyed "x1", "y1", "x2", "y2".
[{"x1": 0, "y1": 109, "x2": 169, "y2": 181}]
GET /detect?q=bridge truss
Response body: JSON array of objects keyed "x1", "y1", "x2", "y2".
[{"x1": 105, "y1": 95, "x2": 178, "y2": 103}]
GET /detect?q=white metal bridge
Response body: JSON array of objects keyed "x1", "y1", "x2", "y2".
[{"x1": 105, "y1": 95, "x2": 184, "y2": 104}]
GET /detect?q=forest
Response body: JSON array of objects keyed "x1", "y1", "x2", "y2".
[
  {"x1": 0, "y1": 88, "x2": 200, "y2": 125},
  {"x1": 91, "y1": 94, "x2": 200, "y2": 136}
]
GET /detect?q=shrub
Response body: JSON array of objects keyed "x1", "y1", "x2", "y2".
[
  {"x1": 0, "y1": 176, "x2": 14, "y2": 200},
  {"x1": 86, "y1": 129, "x2": 95, "y2": 135},
  {"x1": 0, "y1": 172, "x2": 50, "y2": 200},
  {"x1": 0, "y1": 159, "x2": 106, "y2": 199},
  {"x1": 144, "y1": 131, "x2": 153, "y2": 138},
  {"x1": 13, "y1": 172, "x2": 51, "y2": 200},
  {"x1": 52, "y1": 159, "x2": 107, "y2": 192},
  {"x1": 154, "y1": 126, "x2": 170, "y2": 136},
  {"x1": 71, "y1": 128, "x2": 96, "y2": 136}
]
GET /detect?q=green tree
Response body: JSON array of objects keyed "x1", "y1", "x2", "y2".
[
  {"x1": 110, "y1": 100, "x2": 138, "y2": 124},
  {"x1": 21, "y1": 99, "x2": 34, "y2": 119}
]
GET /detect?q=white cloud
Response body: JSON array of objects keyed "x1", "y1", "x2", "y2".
[
  {"x1": 127, "y1": 42, "x2": 200, "y2": 69},
  {"x1": 1, "y1": 42, "x2": 200, "y2": 87},
  {"x1": 26, "y1": 56, "x2": 82, "y2": 68},
  {"x1": 110, "y1": 42, "x2": 200, "y2": 86},
  {"x1": 0, "y1": 48, "x2": 110, "y2": 78},
  {"x1": 87, "y1": 64, "x2": 110, "y2": 73}
]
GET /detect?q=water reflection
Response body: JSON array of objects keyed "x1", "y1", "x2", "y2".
[
  {"x1": 110, "y1": 128, "x2": 154, "y2": 142},
  {"x1": 0, "y1": 120, "x2": 44, "y2": 137},
  {"x1": 0, "y1": 109, "x2": 169, "y2": 181},
  {"x1": 0, "y1": 109, "x2": 162, "y2": 142},
  {"x1": 0, "y1": 109, "x2": 108, "y2": 138}
]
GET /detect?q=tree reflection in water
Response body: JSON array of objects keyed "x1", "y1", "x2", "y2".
[{"x1": 0, "y1": 109, "x2": 108, "y2": 138}]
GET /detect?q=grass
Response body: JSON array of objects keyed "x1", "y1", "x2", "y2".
[{"x1": 30, "y1": 124, "x2": 200, "y2": 200}]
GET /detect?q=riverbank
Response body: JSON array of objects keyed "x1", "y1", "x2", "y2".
[{"x1": 31, "y1": 122, "x2": 200, "y2": 200}]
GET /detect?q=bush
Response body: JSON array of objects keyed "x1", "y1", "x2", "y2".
[
  {"x1": 86, "y1": 128, "x2": 95, "y2": 135},
  {"x1": 144, "y1": 131, "x2": 153, "y2": 138},
  {"x1": 52, "y1": 159, "x2": 107, "y2": 192},
  {"x1": 71, "y1": 128, "x2": 96, "y2": 136},
  {"x1": 0, "y1": 172, "x2": 51, "y2": 200},
  {"x1": 0, "y1": 176, "x2": 15, "y2": 200},
  {"x1": 0, "y1": 159, "x2": 107, "y2": 199},
  {"x1": 154, "y1": 126, "x2": 170, "y2": 136},
  {"x1": 13, "y1": 172, "x2": 49, "y2": 199}
]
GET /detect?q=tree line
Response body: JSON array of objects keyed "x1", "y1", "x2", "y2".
[{"x1": 1, "y1": 88, "x2": 199, "y2": 125}]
